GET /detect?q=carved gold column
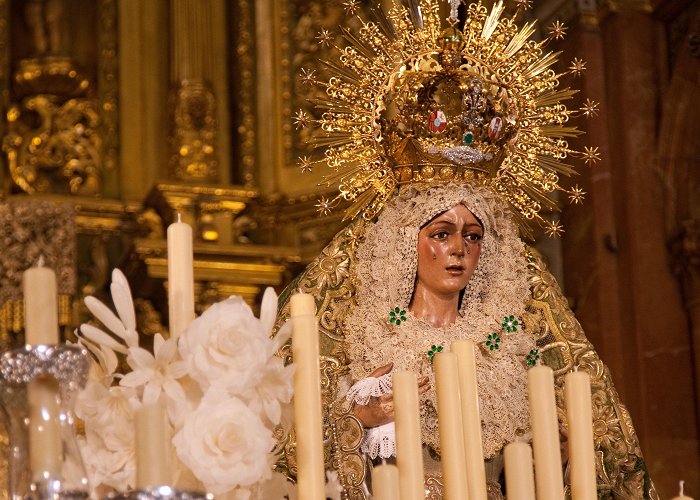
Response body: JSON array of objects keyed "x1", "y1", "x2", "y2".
[
  {"x1": 169, "y1": 0, "x2": 226, "y2": 184},
  {"x1": 254, "y1": 0, "x2": 286, "y2": 193},
  {"x1": 118, "y1": 0, "x2": 169, "y2": 201}
]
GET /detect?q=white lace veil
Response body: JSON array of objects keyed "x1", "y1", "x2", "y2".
[{"x1": 344, "y1": 183, "x2": 536, "y2": 458}]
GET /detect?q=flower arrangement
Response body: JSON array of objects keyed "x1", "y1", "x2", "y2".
[{"x1": 75, "y1": 269, "x2": 299, "y2": 499}]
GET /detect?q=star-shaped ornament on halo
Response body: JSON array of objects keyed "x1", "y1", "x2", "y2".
[
  {"x1": 545, "y1": 220, "x2": 564, "y2": 238},
  {"x1": 316, "y1": 29, "x2": 333, "y2": 47},
  {"x1": 548, "y1": 20, "x2": 567, "y2": 40},
  {"x1": 580, "y1": 98, "x2": 599, "y2": 118},
  {"x1": 315, "y1": 196, "x2": 333, "y2": 216},
  {"x1": 513, "y1": 0, "x2": 533, "y2": 10},
  {"x1": 343, "y1": 0, "x2": 360, "y2": 15},
  {"x1": 582, "y1": 146, "x2": 601, "y2": 166},
  {"x1": 569, "y1": 57, "x2": 587, "y2": 77},
  {"x1": 293, "y1": 109, "x2": 311, "y2": 130},
  {"x1": 299, "y1": 68, "x2": 317, "y2": 87},
  {"x1": 568, "y1": 185, "x2": 586, "y2": 204},
  {"x1": 299, "y1": 156, "x2": 313, "y2": 174}
]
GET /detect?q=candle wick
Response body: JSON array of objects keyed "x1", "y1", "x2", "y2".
[
  {"x1": 680, "y1": 480, "x2": 685, "y2": 495},
  {"x1": 37, "y1": 255, "x2": 45, "y2": 268}
]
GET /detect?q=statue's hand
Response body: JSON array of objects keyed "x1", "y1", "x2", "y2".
[{"x1": 351, "y1": 363, "x2": 430, "y2": 428}]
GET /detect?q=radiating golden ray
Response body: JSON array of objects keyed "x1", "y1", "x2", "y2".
[
  {"x1": 482, "y1": 1, "x2": 505, "y2": 41},
  {"x1": 534, "y1": 88, "x2": 579, "y2": 108},
  {"x1": 503, "y1": 21, "x2": 537, "y2": 58}
]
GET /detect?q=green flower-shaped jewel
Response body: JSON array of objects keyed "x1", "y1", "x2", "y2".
[
  {"x1": 526, "y1": 349, "x2": 540, "y2": 366},
  {"x1": 485, "y1": 333, "x2": 501, "y2": 351},
  {"x1": 427, "y1": 344, "x2": 443, "y2": 362},
  {"x1": 390, "y1": 307, "x2": 407, "y2": 325},
  {"x1": 502, "y1": 315, "x2": 519, "y2": 333}
]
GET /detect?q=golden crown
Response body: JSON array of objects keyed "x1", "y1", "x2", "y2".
[{"x1": 297, "y1": 0, "x2": 599, "y2": 237}]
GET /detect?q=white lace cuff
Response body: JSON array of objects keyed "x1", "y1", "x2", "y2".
[
  {"x1": 345, "y1": 373, "x2": 392, "y2": 405},
  {"x1": 361, "y1": 422, "x2": 396, "y2": 459}
]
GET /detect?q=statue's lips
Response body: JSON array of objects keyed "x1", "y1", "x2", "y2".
[{"x1": 445, "y1": 265, "x2": 465, "y2": 275}]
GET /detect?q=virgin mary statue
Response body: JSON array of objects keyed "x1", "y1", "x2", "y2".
[{"x1": 274, "y1": 1, "x2": 657, "y2": 498}]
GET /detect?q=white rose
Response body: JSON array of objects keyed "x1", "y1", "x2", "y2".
[
  {"x1": 173, "y1": 388, "x2": 275, "y2": 494},
  {"x1": 178, "y1": 296, "x2": 270, "y2": 394},
  {"x1": 78, "y1": 432, "x2": 135, "y2": 492}
]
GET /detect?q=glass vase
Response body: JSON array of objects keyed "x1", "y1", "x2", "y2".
[{"x1": 0, "y1": 344, "x2": 90, "y2": 500}]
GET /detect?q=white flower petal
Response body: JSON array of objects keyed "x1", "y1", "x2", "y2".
[
  {"x1": 127, "y1": 347, "x2": 156, "y2": 371},
  {"x1": 120, "y1": 370, "x2": 151, "y2": 388},
  {"x1": 156, "y1": 337, "x2": 177, "y2": 364},
  {"x1": 259, "y1": 287, "x2": 278, "y2": 334},
  {"x1": 80, "y1": 324, "x2": 128, "y2": 354},
  {"x1": 142, "y1": 382, "x2": 162, "y2": 405},
  {"x1": 110, "y1": 272, "x2": 136, "y2": 334},
  {"x1": 85, "y1": 296, "x2": 129, "y2": 342},
  {"x1": 272, "y1": 321, "x2": 292, "y2": 353}
]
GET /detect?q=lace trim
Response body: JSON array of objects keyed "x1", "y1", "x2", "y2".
[
  {"x1": 345, "y1": 374, "x2": 393, "y2": 406},
  {"x1": 344, "y1": 184, "x2": 534, "y2": 459},
  {"x1": 361, "y1": 422, "x2": 396, "y2": 459}
]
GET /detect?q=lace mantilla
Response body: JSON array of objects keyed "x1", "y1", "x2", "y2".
[{"x1": 344, "y1": 184, "x2": 534, "y2": 459}]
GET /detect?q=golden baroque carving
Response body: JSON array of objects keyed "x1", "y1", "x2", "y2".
[
  {"x1": 3, "y1": 94, "x2": 101, "y2": 195},
  {"x1": 169, "y1": 81, "x2": 219, "y2": 182}
]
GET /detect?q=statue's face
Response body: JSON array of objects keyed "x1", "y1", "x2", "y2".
[{"x1": 416, "y1": 204, "x2": 483, "y2": 298}]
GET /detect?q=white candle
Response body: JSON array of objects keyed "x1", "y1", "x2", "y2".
[
  {"x1": 565, "y1": 368, "x2": 596, "y2": 499},
  {"x1": 504, "y1": 441, "x2": 536, "y2": 500},
  {"x1": 372, "y1": 463, "x2": 400, "y2": 500},
  {"x1": 393, "y1": 371, "x2": 425, "y2": 500},
  {"x1": 24, "y1": 259, "x2": 63, "y2": 482},
  {"x1": 135, "y1": 403, "x2": 171, "y2": 489},
  {"x1": 671, "y1": 481, "x2": 694, "y2": 500},
  {"x1": 453, "y1": 340, "x2": 488, "y2": 500},
  {"x1": 527, "y1": 363, "x2": 564, "y2": 500},
  {"x1": 23, "y1": 258, "x2": 59, "y2": 345},
  {"x1": 434, "y1": 351, "x2": 469, "y2": 499},
  {"x1": 290, "y1": 292, "x2": 325, "y2": 500},
  {"x1": 167, "y1": 214, "x2": 195, "y2": 340}
]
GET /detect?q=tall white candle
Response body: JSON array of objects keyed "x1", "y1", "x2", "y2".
[
  {"x1": 527, "y1": 363, "x2": 564, "y2": 500},
  {"x1": 135, "y1": 403, "x2": 171, "y2": 488},
  {"x1": 434, "y1": 351, "x2": 469, "y2": 499},
  {"x1": 453, "y1": 340, "x2": 488, "y2": 500},
  {"x1": 393, "y1": 371, "x2": 425, "y2": 500},
  {"x1": 23, "y1": 258, "x2": 59, "y2": 345},
  {"x1": 372, "y1": 463, "x2": 400, "y2": 500},
  {"x1": 504, "y1": 441, "x2": 536, "y2": 500},
  {"x1": 167, "y1": 214, "x2": 195, "y2": 340},
  {"x1": 290, "y1": 292, "x2": 325, "y2": 500},
  {"x1": 565, "y1": 369, "x2": 596, "y2": 499}
]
